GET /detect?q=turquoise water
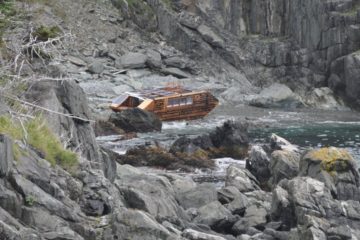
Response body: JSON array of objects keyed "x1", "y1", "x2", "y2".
[{"x1": 249, "y1": 123, "x2": 360, "y2": 162}]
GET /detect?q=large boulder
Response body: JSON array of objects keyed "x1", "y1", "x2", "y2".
[
  {"x1": 209, "y1": 121, "x2": 249, "y2": 159},
  {"x1": 250, "y1": 83, "x2": 303, "y2": 108},
  {"x1": 225, "y1": 165, "x2": 260, "y2": 193},
  {"x1": 246, "y1": 145, "x2": 271, "y2": 186},
  {"x1": 109, "y1": 108, "x2": 162, "y2": 133},
  {"x1": 299, "y1": 147, "x2": 360, "y2": 201},
  {"x1": 105, "y1": 208, "x2": 176, "y2": 240},
  {"x1": 269, "y1": 149, "x2": 300, "y2": 186},
  {"x1": 232, "y1": 204, "x2": 268, "y2": 235},
  {"x1": 0, "y1": 134, "x2": 13, "y2": 177},
  {"x1": 193, "y1": 201, "x2": 236, "y2": 231},
  {"x1": 176, "y1": 183, "x2": 218, "y2": 210},
  {"x1": 116, "y1": 52, "x2": 148, "y2": 69},
  {"x1": 115, "y1": 164, "x2": 187, "y2": 223}
]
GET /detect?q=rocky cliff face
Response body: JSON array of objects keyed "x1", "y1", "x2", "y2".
[{"x1": 112, "y1": 0, "x2": 360, "y2": 108}]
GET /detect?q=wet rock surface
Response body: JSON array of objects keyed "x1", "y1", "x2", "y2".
[{"x1": 109, "y1": 108, "x2": 162, "y2": 133}]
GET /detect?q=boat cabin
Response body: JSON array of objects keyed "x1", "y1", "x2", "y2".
[{"x1": 110, "y1": 86, "x2": 219, "y2": 121}]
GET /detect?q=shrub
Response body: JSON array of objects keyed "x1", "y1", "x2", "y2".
[{"x1": 33, "y1": 25, "x2": 61, "y2": 41}]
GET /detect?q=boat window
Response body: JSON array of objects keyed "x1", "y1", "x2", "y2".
[
  {"x1": 186, "y1": 97, "x2": 193, "y2": 105},
  {"x1": 180, "y1": 98, "x2": 187, "y2": 105},
  {"x1": 168, "y1": 98, "x2": 179, "y2": 107},
  {"x1": 168, "y1": 97, "x2": 193, "y2": 107}
]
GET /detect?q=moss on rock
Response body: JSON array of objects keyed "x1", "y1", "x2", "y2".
[{"x1": 305, "y1": 147, "x2": 354, "y2": 173}]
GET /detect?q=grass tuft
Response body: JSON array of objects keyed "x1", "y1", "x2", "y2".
[
  {"x1": 0, "y1": 115, "x2": 78, "y2": 170},
  {"x1": 33, "y1": 25, "x2": 61, "y2": 41}
]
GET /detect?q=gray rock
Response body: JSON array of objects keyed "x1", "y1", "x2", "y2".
[
  {"x1": 270, "y1": 134, "x2": 299, "y2": 152},
  {"x1": 116, "y1": 52, "x2": 148, "y2": 69},
  {"x1": 108, "y1": 208, "x2": 175, "y2": 240},
  {"x1": 225, "y1": 165, "x2": 260, "y2": 193},
  {"x1": 193, "y1": 201, "x2": 233, "y2": 227},
  {"x1": 304, "y1": 87, "x2": 344, "y2": 110},
  {"x1": 177, "y1": 183, "x2": 217, "y2": 210},
  {"x1": 67, "y1": 56, "x2": 87, "y2": 67},
  {"x1": 163, "y1": 56, "x2": 187, "y2": 69},
  {"x1": 182, "y1": 228, "x2": 227, "y2": 240},
  {"x1": 250, "y1": 83, "x2": 303, "y2": 109},
  {"x1": 232, "y1": 204, "x2": 268, "y2": 235},
  {"x1": 146, "y1": 49, "x2": 162, "y2": 69},
  {"x1": 217, "y1": 186, "x2": 243, "y2": 204},
  {"x1": 178, "y1": 11, "x2": 202, "y2": 30},
  {"x1": 24, "y1": 80, "x2": 104, "y2": 166},
  {"x1": 270, "y1": 149, "x2": 300, "y2": 186},
  {"x1": 0, "y1": 220, "x2": 21, "y2": 240},
  {"x1": 109, "y1": 108, "x2": 162, "y2": 133},
  {"x1": 197, "y1": 24, "x2": 225, "y2": 48},
  {"x1": 161, "y1": 67, "x2": 189, "y2": 78},
  {"x1": 87, "y1": 61, "x2": 104, "y2": 74},
  {"x1": 246, "y1": 145, "x2": 271, "y2": 185},
  {"x1": 209, "y1": 121, "x2": 249, "y2": 159},
  {"x1": 224, "y1": 192, "x2": 249, "y2": 216},
  {"x1": 115, "y1": 164, "x2": 186, "y2": 223},
  {"x1": 299, "y1": 147, "x2": 360, "y2": 201},
  {"x1": 0, "y1": 134, "x2": 13, "y2": 177}
]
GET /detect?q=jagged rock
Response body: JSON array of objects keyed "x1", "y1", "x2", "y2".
[
  {"x1": 330, "y1": 52, "x2": 360, "y2": 106},
  {"x1": 116, "y1": 52, "x2": 148, "y2": 69},
  {"x1": 269, "y1": 149, "x2": 300, "y2": 185},
  {"x1": 250, "y1": 83, "x2": 303, "y2": 109},
  {"x1": 270, "y1": 134, "x2": 299, "y2": 152},
  {"x1": 161, "y1": 67, "x2": 189, "y2": 78},
  {"x1": 178, "y1": 11, "x2": 202, "y2": 30},
  {"x1": 197, "y1": 24, "x2": 225, "y2": 48},
  {"x1": 146, "y1": 49, "x2": 162, "y2": 69},
  {"x1": 182, "y1": 229, "x2": 227, "y2": 240},
  {"x1": 299, "y1": 147, "x2": 360, "y2": 201},
  {"x1": 109, "y1": 108, "x2": 162, "y2": 133},
  {"x1": 225, "y1": 165, "x2": 260, "y2": 193},
  {"x1": 217, "y1": 186, "x2": 243, "y2": 204},
  {"x1": 224, "y1": 191, "x2": 249, "y2": 216},
  {"x1": 163, "y1": 56, "x2": 188, "y2": 69},
  {"x1": 209, "y1": 121, "x2": 249, "y2": 159},
  {"x1": 304, "y1": 87, "x2": 344, "y2": 110},
  {"x1": 177, "y1": 183, "x2": 217, "y2": 210},
  {"x1": 232, "y1": 204, "x2": 268, "y2": 235},
  {"x1": 193, "y1": 201, "x2": 235, "y2": 229},
  {"x1": 0, "y1": 220, "x2": 21, "y2": 240},
  {"x1": 106, "y1": 208, "x2": 175, "y2": 240},
  {"x1": 246, "y1": 145, "x2": 271, "y2": 185},
  {"x1": 270, "y1": 177, "x2": 339, "y2": 230},
  {"x1": 115, "y1": 164, "x2": 187, "y2": 223},
  {"x1": 24, "y1": 80, "x2": 104, "y2": 166},
  {"x1": 170, "y1": 135, "x2": 213, "y2": 155},
  {"x1": 0, "y1": 134, "x2": 13, "y2": 177},
  {"x1": 87, "y1": 60, "x2": 104, "y2": 74}
]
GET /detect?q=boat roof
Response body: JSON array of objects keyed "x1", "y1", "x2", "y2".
[{"x1": 123, "y1": 86, "x2": 202, "y2": 100}]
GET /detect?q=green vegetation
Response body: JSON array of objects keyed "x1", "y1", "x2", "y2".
[
  {"x1": 0, "y1": 0, "x2": 16, "y2": 47},
  {"x1": 25, "y1": 195, "x2": 36, "y2": 206},
  {"x1": 160, "y1": 0, "x2": 173, "y2": 9},
  {"x1": 0, "y1": 115, "x2": 78, "y2": 170},
  {"x1": 34, "y1": 25, "x2": 61, "y2": 41}
]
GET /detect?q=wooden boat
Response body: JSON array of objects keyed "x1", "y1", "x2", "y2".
[{"x1": 110, "y1": 85, "x2": 219, "y2": 121}]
